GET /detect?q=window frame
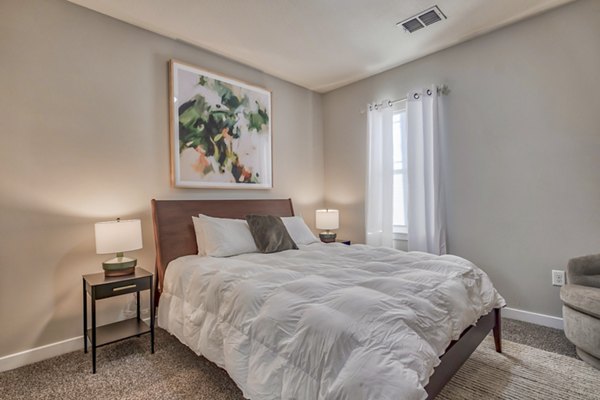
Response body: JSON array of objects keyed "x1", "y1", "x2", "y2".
[{"x1": 392, "y1": 103, "x2": 408, "y2": 240}]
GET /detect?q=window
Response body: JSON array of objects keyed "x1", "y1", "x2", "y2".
[{"x1": 392, "y1": 107, "x2": 407, "y2": 238}]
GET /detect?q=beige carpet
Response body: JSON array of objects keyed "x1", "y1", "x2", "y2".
[
  {"x1": 1, "y1": 329, "x2": 598, "y2": 399},
  {"x1": 438, "y1": 337, "x2": 600, "y2": 399}
]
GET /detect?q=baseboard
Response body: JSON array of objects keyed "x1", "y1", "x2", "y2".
[
  {"x1": 0, "y1": 317, "x2": 153, "y2": 373},
  {"x1": 0, "y1": 336, "x2": 84, "y2": 373},
  {"x1": 503, "y1": 307, "x2": 564, "y2": 330},
  {"x1": 1, "y1": 309, "x2": 562, "y2": 373}
]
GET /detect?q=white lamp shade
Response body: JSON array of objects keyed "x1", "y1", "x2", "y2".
[
  {"x1": 95, "y1": 219, "x2": 143, "y2": 254},
  {"x1": 315, "y1": 209, "x2": 339, "y2": 230}
]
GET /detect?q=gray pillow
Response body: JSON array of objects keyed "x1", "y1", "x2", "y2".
[{"x1": 245, "y1": 215, "x2": 298, "y2": 253}]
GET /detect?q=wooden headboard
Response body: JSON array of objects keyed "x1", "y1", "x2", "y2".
[{"x1": 151, "y1": 198, "x2": 295, "y2": 305}]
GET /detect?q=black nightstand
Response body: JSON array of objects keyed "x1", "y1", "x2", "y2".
[{"x1": 82, "y1": 267, "x2": 154, "y2": 373}]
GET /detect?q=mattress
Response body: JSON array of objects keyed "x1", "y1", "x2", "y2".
[{"x1": 158, "y1": 243, "x2": 505, "y2": 400}]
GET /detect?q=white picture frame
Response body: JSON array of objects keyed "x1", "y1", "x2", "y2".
[{"x1": 169, "y1": 60, "x2": 272, "y2": 189}]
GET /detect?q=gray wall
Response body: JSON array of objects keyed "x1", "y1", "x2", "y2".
[
  {"x1": 0, "y1": 0, "x2": 324, "y2": 357},
  {"x1": 2, "y1": 0, "x2": 599, "y2": 359},
  {"x1": 323, "y1": 0, "x2": 600, "y2": 318}
]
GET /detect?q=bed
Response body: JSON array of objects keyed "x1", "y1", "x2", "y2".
[{"x1": 151, "y1": 198, "x2": 505, "y2": 400}]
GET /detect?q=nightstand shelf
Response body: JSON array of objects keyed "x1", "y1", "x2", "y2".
[{"x1": 87, "y1": 319, "x2": 151, "y2": 348}]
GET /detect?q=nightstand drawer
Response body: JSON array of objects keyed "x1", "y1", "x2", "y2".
[{"x1": 94, "y1": 277, "x2": 151, "y2": 299}]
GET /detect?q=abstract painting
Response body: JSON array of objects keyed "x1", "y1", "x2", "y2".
[{"x1": 169, "y1": 60, "x2": 272, "y2": 189}]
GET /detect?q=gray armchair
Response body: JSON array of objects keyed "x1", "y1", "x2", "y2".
[{"x1": 560, "y1": 254, "x2": 600, "y2": 369}]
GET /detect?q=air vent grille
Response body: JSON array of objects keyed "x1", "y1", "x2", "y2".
[
  {"x1": 401, "y1": 19, "x2": 425, "y2": 33},
  {"x1": 397, "y1": 5, "x2": 447, "y2": 33},
  {"x1": 419, "y1": 10, "x2": 442, "y2": 26}
]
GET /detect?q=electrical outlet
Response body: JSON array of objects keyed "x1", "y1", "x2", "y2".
[{"x1": 552, "y1": 270, "x2": 565, "y2": 286}]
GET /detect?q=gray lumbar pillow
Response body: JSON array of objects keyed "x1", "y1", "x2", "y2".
[{"x1": 245, "y1": 215, "x2": 298, "y2": 253}]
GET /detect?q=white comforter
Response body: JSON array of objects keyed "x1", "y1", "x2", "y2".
[{"x1": 158, "y1": 243, "x2": 505, "y2": 400}]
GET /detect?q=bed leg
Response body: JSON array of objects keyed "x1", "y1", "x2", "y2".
[{"x1": 493, "y1": 308, "x2": 502, "y2": 353}]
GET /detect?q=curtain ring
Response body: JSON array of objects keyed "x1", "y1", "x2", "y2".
[
  {"x1": 426, "y1": 89, "x2": 432, "y2": 96},
  {"x1": 374, "y1": 104, "x2": 379, "y2": 110},
  {"x1": 387, "y1": 100, "x2": 392, "y2": 107},
  {"x1": 413, "y1": 93, "x2": 420, "y2": 100}
]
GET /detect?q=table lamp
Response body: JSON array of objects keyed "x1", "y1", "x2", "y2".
[
  {"x1": 316, "y1": 209, "x2": 339, "y2": 243},
  {"x1": 94, "y1": 218, "x2": 142, "y2": 277}
]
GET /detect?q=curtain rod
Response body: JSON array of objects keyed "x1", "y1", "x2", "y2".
[{"x1": 363, "y1": 84, "x2": 450, "y2": 114}]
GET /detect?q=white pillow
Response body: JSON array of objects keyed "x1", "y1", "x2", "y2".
[
  {"x1": 196, "y1": 214, "x2": 258, "y2": 257},
  {"x1": 282, "y1": 216, "x2": 320, "y2": 245},
  {"x1": 191, "y1": 216, "x2": 206, "y2": 256}
]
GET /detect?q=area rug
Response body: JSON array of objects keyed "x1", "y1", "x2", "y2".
[
  {"x1": 438, "y1": 337, "x2": 600, "y2": 399},
  {"x1": 1, "y1": 329, "x2": 598, "y2": 399}
]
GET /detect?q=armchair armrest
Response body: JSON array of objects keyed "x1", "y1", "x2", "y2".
[{"x1": 567, "y1": 254, "x2": 600, "y2": 288}]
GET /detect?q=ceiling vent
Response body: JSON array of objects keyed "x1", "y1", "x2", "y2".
[{"x1": 397, "y1": 5, "x2": 447, "y2": 33}]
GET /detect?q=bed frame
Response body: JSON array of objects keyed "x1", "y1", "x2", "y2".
[{"x1": 151, "y1": 198, "x2": 501, "y2": 400}]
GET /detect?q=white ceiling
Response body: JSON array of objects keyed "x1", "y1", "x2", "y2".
[{"x1": 67, "y1": 0, "x2": 575, "y2": 93}]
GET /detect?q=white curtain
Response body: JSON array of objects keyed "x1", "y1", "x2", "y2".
[
  {"x1": 365, "y1": 101, "x2": 394, "y2": 247},
  {"x1": 406, "y1": 86, "x2": 447, "y2": 255}
]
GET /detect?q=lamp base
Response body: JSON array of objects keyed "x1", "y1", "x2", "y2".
[
  {"x1": 319, "y1": 232, "x2": 337, "y2": 243},
  {"x1": 102, "y1": 256, "x2": 137, "y2": 277},
  {"x1": 104, "y1": 267, "x2": 135, "y2": 277}
]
